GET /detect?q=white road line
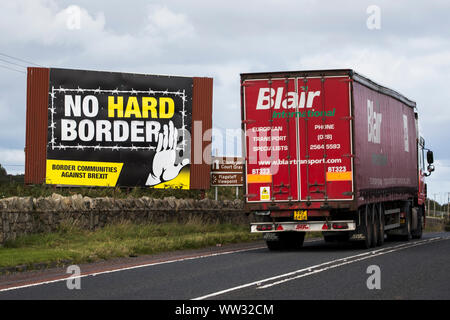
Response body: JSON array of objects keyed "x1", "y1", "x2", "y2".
[
  {"x1": 0, "y1": 238, "x2": 325, "y2": 293},
  {"x1": 258, "y1": 237, "x2": 444, "y2": 289},
  {"x1": 192, "y1": 237, "x2": 444, "y2": 300},
  {"x1": 0, "y1": 245, "x2": 267, "y2": 293}
]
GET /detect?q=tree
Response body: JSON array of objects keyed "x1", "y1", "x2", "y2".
[
  {"x1": 0, "y1": 164, "x2": 7, "y2": 177},
  {"x1": 0, "y1": 164, "x2": 8, "y2": 184}
]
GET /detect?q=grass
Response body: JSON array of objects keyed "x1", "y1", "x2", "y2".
[
  {"x1": 0, "y1": 218, "x2": 260, "y2": 270},
  {"x1": 424, "y1": 216, "x2": 449, "y2": 232},
  {"x1": 424, "y1": 223, "x2": 445, "y2": 233}
]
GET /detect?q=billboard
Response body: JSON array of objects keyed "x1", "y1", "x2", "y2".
[{"x1": 44, "y1": 68, "x2": 193, "y2": 189}]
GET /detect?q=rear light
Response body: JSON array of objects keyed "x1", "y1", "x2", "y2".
[
  {"x1": 257, "y1": 224, "x2": 273, "y2": 231},
  {"x1": 400, "y1": 212, "x2": 406, "y2": 218},
  {"x1": 332, "y1": 222, "x2": 349, "y2": 230}
]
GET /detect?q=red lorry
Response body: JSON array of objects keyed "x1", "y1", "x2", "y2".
[{"x1": 241, "y1": 69, "x2": 435, "y2": 249}]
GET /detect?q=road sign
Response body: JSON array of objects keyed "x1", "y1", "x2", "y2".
[
  {"x1": 211, "y1": 156, "x2": 244, "y2": 187},
  {"x1": 211, "y1": 173, "x2": 243, "y2": 186},
  {"x1": 211, "y1": 157, "x2": 243, "y2": 173}
]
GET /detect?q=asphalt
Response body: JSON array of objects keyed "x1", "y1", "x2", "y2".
[{"x1": 0, "y1": 232, "x2": 448, "y2": 300}]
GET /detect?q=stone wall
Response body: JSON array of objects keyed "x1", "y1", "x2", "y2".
[{"x1": 0, "y1": 194, "x2": 247, "y2": 244}]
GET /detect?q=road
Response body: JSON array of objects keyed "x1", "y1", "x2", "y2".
[{"x1": 0, "y1": 232, "x2": 449, "y2": 300}]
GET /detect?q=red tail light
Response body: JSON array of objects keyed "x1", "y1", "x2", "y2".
[
  {"x1": 332, "y1": 223, "x2": 348, "y2": 230},
  {"x1": 257, "y1": 224, "x2": 273, "y2": 231}
]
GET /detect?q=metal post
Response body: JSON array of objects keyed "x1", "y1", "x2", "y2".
[
  {"x1": 236, "y1": 186, "x2": 239, "y2": 199},
  {"x1": 447, "y1": 192, "x2": 449, "y2": 218},
  {"x1": 214, "y1": 148, "x2": 218, "y2": 201},
  {"x1": 433, "y1": 193, "x2": 438, "y2": 217}
]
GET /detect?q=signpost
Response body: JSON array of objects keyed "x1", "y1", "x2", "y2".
[
  {"x1": 211, "y1": 173, "x2": 243, "y2": 186},
  {"x1": 211, "y1": 156, "x2": 244, "y2": 199}
]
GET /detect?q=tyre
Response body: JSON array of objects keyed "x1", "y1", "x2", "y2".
[
  {"x1": 371, "y1": 204, "x2": 379, "y2": 248},
  {"x1": 400, "y1": 202, "x2": 412, "y2": 241},
  {"x1": 412, "y1": 207, "x2": 423, "y2": 239},
  {"x1": 264, "y1": 232, "x2": 283, "y2": 250},
  {"x1": 266, "y1": 240, "x2": 283, "y2": 250},
  {"x1": 360, "y1": 205, "x2": 374, "y2": 249},
  {"x1": 376, "y1": 203, "x2": 385, "y2": 246},
  {"x1": 287, "y1": 232, "x2": 306, "y2": 250},
  {"x1": 323, "y1": 233, "x2": 350, "y2": 243}
]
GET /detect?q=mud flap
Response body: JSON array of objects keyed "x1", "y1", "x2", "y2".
[{"x1": 263, "y1": 233, "x2": 280, "y2": 242}]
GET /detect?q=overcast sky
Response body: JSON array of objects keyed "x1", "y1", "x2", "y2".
[{"x1": 0, "y1": 0, "x2": 449, "y2": 203}]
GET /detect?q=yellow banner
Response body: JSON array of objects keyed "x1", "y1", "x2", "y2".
[
  {"x1": 326, "y1": 171, "x2": 352, "y2": 181},
  {"x1": 153, "y1": 166, "x2": 190, "y2": 190},
  {"x1": 46, "y1": 159, "x2": 123, "y2": 187},
  {"x1": 247, "y1": 174, "x2": 272, "y2": 184}
]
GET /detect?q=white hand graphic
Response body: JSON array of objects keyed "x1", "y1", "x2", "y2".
[{"x1": 145, "y1": 121, "x2": 189, "y2": 186}]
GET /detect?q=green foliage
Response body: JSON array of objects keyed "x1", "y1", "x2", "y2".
[
  {"x1": 0, "y1": 180, "x2": 243, "y2": 201},
  {"x1": 426, "y1": 198, "x2": 445, "y2": 212},
  {"x1": 206, "y1": 186, "x2": 242, "y2": 200},
  {"x1": 0, "y1": 164, "x2": 6, "y2": 178}
]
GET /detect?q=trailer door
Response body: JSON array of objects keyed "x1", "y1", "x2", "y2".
[
  {"x1": 242, "y1": 75, "x2": 353, "y2": 203},
  {"x1": 297, "y1": 76, "x2": 353, "y2": 201},
  {"x1": 243, "y1": 77, "x2": 299, "y2": 202}
]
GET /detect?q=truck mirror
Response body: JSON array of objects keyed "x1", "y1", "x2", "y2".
[{"x1": 426, "y1": 150, "x2": 434, "y2": 164}]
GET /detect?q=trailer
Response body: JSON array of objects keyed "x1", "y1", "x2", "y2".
[{"x1": 240, "y1": 69, "x2": 435, "y2": 249}]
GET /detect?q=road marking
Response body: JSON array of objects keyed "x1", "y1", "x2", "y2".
[
  {"x1": 0, "y1": 239, "x2": 326, "y2": 293},
  {"x1": 192, "y1": 237, "x2": 446, "y2": 300},
  {"x1": 258, "y1": 237, "x2": 445, "y2": 289},
  {"x1": 0, "y1": 245, "x2": 267, "y2": 293}
]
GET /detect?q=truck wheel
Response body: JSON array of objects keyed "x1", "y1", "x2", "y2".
[
  {"x1": 324, "y1": 232, "x2": 350, "y2": 243},
  {"x1": 280, "y1": 232, "x2": 305, "y2": 250},
  {"x1": 412, "y1": 207, "x2": 423, "y2": 239},
  {"x1": 376, "y1": 204, "x2": 385, "y2": 246},
  {"x1": 360, "y1": 205, "x2": 374, "y2": 249},
  {"x1": 264, "y1": 232, "x2": 284, "y2": 250},
  {"x1": 371, "y1": 204, "x2": 379, "y2": 248},
  {"x1": 266, "y1": 240, "x2": 283, "y2": 251},
  {"x1": 400, "y1": 202, "x2": 412, "y2": 241},
  {"x1": 287, "y1": 232, "x2": 306, "y2": 250}
]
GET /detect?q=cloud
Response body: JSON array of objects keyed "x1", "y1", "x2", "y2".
[
  {"x1": 145, "y1": 5, "x2": 195, "y2": 40},
  {"x1": 0, "y1": 1, "x2": 198, "y2": 68},
  {"x1": 0, "y1": 1, "x2": 105, "y2": 46},
  {"x1": 0, "y1": 98, "x2": 26, "y2": 149},
  {"x1": 0, "y1": 148, "x2": 25, "y2": 175},
  {"x1": 0, "y1": 0, "x2": 449, "y2": 201}
]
